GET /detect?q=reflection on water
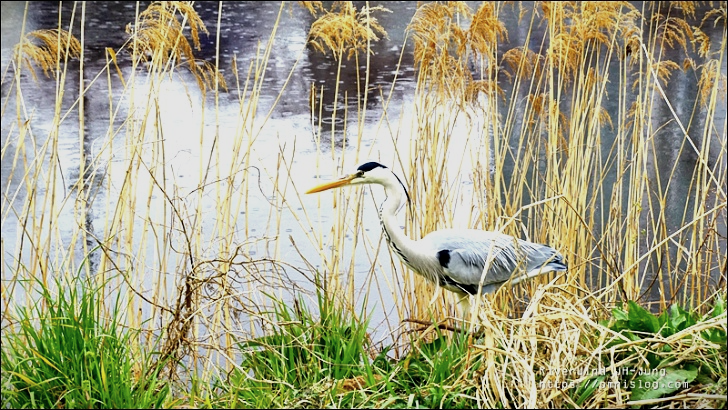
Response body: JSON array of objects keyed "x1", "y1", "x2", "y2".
[{"x1": 1, "y1": 2, "x2": 725, "y2": 336}]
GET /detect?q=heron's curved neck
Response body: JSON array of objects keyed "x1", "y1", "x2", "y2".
[{"x1": 378, "y1": 176, "x2": 417, "y2": 262}]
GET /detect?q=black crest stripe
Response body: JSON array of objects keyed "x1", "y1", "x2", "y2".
[{"x1": 357, "y1": 161, "x2": 387, "y2": 172}]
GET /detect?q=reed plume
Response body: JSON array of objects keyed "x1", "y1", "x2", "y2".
[
  {"x1": 13, "y1": 28, "x2": 81, "y2": 80},
  {"x1": 126, "y1": 1, "x2": 225, "y2": 92}
]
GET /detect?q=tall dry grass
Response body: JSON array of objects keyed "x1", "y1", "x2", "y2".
[
  {"x1": 390, "y1": 1, "x2": 727, "y2": 322},
  {"x1": 1, "y1": 1, "x2": 725, "y2": 407}
]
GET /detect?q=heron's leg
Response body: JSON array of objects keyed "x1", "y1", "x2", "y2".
[{"x1": 457, "y1": 294, "x2": 471, "y2": 323}]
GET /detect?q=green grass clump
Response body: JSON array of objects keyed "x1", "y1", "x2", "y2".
[
  {"x1": 1, "y1": 271, "x2": 170, "y2": 409},
  {"x1": 215, "y1": 288, "x2": 374, "y2": 408},
  {"x1": 212, "y1": 288, "x2": 480, "y2": 409},
  {"x1": 363, "y1": 331, "x2": 479, "y2": 409}
]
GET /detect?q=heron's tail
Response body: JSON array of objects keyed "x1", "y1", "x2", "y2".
[
  {"x1": 542, "y1": 256, "x2": 568, "y2": 272},
  {"x1": 512, "y1": 253, "x2": 567, "y2": 285}
]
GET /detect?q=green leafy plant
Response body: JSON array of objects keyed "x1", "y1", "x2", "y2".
[
  {"x1": 629, "y1": 367, "x2": 698, "y2": 402},
  {"x1": 595, "y1": 297, "x2": 726, "y2": 402},
  {"x1": 700, "y1": 295, "x2": 726, "y2": 347}
]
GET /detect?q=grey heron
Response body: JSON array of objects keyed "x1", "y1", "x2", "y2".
[{"x1": 306, "y1": 161, "x2": 567, "y2": 318}]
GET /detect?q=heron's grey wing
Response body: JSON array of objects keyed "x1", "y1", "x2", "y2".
[{"x1": 424, "y1": 230, "x2": 521, "y2": 293}]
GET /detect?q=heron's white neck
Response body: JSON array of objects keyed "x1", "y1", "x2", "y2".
[{"x1": 377, "y1": 175, "x2": 418, "y2": 264}]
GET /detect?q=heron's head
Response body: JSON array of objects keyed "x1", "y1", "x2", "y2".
[{"x1": 306, "y1": 161, "x2": 393, "y2": 193}]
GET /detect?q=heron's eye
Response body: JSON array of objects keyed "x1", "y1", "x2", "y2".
[{"x1": 356, "y1": 171, "x2": 364, "y2": 178}]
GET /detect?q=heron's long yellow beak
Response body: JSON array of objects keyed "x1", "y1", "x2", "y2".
[{"x1": 306, "y1": 174, "x2": 356, "y2": 194}]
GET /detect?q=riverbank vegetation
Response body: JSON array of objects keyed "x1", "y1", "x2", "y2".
[{"x1": 2, "y1": 1, "x2": 726, "y2": 408}]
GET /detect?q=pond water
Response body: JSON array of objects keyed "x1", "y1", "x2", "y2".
[
  {"x1": 1, "y1": 1, "x2": 427, "y2": 336},
  {"x1": 1, "y1": 1, "x2": 726, "y2": 343}
]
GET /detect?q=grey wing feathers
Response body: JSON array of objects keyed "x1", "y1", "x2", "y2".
[{"x1": 425, "y1": 229, "x2": 567, "y2": 294}]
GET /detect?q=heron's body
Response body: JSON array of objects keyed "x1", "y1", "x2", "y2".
[
  {"x1": 307, "y1": 161, "x2": 567, "y2": 314},
  {"x1": 400, "y1": 228, "x2": 566, "y2": 296}
]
